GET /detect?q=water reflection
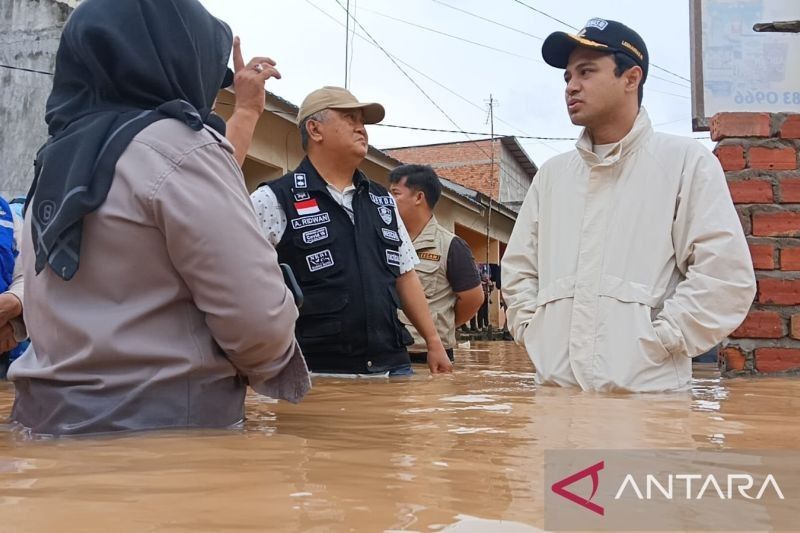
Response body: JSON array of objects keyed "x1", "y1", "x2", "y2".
[{"x1": 0, "y1": 342, "x2": 797, "y2": 531}]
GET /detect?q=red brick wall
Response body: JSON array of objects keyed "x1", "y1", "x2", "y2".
[
  {"x1": 713, "y1": 112, "x2": 800, "y2": 375},
  {"x1": 386, "y1": 140, "x2": 501, "y2": 199}
]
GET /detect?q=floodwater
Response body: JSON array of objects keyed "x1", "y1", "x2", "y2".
[{"x1": 0, "y1": 341, "x2": 797, "y2": 532}]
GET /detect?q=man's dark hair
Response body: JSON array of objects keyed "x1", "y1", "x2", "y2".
[
  {"x1": 613, "y1": 52, "x2": 644, "y2": 107},
  {"x1": 388, "y1": 164, "x2": 442, "y2": 209}
]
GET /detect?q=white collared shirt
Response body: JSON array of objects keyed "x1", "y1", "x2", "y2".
[{"x1": 251, "y1": 184, "x2": 419, "y2": 274}]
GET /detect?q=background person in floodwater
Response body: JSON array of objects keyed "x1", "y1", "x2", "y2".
[
  {"x1": 251, "y1": 87, "x2": 452, "y2": 376},
  {"x1": 501, "y1": 18, "x2": 755, "y2": 392},
  {"x1": 8, "y1": 0, "x2": 310, "y2": 435},
  {"x1": 388, "y1": 164, "x2": 483, "y2": 364},
  {"x1": 0, "y1": 196, "x2": 26, "y2": 379}
]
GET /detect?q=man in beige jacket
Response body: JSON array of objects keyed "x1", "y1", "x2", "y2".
[{"x1": 502, "y1": 18, "x2": 756, "y2": 392}]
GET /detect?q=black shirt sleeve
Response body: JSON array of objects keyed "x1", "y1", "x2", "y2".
[{"x1": 446, "y1": 236, "x2": 481, "y2": 292}]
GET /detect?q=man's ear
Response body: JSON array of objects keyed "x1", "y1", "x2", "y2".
[
  {"x1": 415, "y1": 190, "x2": 426, "y2": 206},
  {"x1": 306, "y1": 119, "x2": 324, "y2": 143},
  {"x1": 625, "y1": 65, "x2": 643, "y2": 94}
]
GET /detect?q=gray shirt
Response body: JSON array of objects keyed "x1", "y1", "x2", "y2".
[{"x1": 9, "y1": 119, "x2": 310, "y2": 435}]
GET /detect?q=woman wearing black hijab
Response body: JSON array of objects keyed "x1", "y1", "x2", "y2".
[{"x1": 8, "y1": 0, "x2": 310, "y2": 435}]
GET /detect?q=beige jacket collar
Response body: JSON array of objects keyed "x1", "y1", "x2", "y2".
[{"x1": 575, "y1": 107, "x2": 653, "y2": 166}]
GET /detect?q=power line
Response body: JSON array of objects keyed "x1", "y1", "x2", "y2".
[
  {"x1": 0, "y1": 63, "x2": 53, "y2": 76},
  {"x1": 650, "y1": 65, "x2": 691, "y2": 84},
  {"x1": 6, "y1": 62, "x2": 688, "y2": 145},
  {"x1": 433, "y1": 0, "x2": 689, "y2": 91},
  {"x1": 648, "y1": 88, "x2": 690, "y2": 100},
  {"x1": 330, "y1": 0, "x2": 468, "y2": 139},
  {"x1": 2, "y1": 63, "x2": 700, "y2": 146},
  {"x1": 431, "y1": 0, "x2": 545, "y2": 41},
  {"x1": 651, "y1": 63, "x2": 692, "y2": 83},
  {"x1": 509, "y1": 0, "x2": 693, "y2": 84},
  {"x1": 430, "y1": 0, "x2": 689, "y2": 90},
  {"x1": 648, "y1": 74, "x2": 691, "y2": 89},
  {"x1": 329, "y1": 0, "x2": 507, "y2": 166},
  {"x1": 304, "y1": 0, "x2": 563, "y2": 154},
  {"x1": 357, "y1": 6, "x2": 544, "y2": 63},
  {"x1": 510, "y1": 0, "x2": 578, "y2": 31},
  {"x1": 375, "y1": 123, "x2": 577, "y2": 140},
  {"x1": 218, "y1": 101, "x2": 577, "y2": 140},
  {"x1": 330, "y1": 0, "x2": 546, "y2": 202},
  {"x1": 220, "y1": 103, "x2": 709, "y2": 142}
]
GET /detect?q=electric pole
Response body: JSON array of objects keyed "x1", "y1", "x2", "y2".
[
  {"x1": 344, "y1": 0, "x2": 350, "y2": 88},
  {"x1": 485, "y1": 94, "x2": 496, "y2": 268}
]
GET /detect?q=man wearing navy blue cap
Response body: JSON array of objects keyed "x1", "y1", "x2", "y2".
[{"x1": 502, "y1": 19, "x2": 756, "y2": 392}]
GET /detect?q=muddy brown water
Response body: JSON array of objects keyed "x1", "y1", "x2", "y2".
[{"x1": 0, "y1": 342, "x2": 797, "y2": 532}]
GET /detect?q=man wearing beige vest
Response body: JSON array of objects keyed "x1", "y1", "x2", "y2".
[{"x1": 390, "y1": 164, "x2": 484, "y2": 363}]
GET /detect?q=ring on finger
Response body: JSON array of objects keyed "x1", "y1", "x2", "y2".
[{"x1": 253, "y1": 64, "x2": 264, "y2": 73}]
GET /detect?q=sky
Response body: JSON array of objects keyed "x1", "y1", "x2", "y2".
[{"x1": 198, "y1": 0, "x2": 706, "y2": 167}]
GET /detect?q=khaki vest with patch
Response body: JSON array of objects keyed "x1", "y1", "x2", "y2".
[{"x1": 399, "y1": 216, "x2": 458, "y2": 351}]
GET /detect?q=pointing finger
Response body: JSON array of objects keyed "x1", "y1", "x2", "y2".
[{"x1": 232, "y1": 36, "x2": 245, "y2": 73}]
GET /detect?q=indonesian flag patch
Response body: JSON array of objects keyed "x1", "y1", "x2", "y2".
[{"x1": 294, "y1": 198, "x2": 320, "y2": 216}]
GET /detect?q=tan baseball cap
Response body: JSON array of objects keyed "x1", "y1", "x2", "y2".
[{"x1": 297, "y1": 86, "x2": 385, "y2": 124}]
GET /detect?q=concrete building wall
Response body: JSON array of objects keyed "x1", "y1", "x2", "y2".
[
  {"x1": 0, "y1": 0, "x2": 77, "y2": 198},
  {"x1": 499, "y1": 145, "x2": 531, "y2": 204}
]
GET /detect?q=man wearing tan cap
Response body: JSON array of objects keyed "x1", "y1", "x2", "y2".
[{"x1": 251, "y1": 86, "x2": 453, "y2": 376}]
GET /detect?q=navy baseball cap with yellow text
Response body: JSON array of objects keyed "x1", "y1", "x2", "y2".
[{"x1": 542, "y1": 18, "x2": 648, "y2": 81}]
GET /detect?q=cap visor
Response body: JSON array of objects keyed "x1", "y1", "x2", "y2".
[
  {"x1": 330, "y1": 102, "x2": 385, "y2": 124},
  {"x1": 542, "y1": 32, "x2": 610, "y2": 68}
]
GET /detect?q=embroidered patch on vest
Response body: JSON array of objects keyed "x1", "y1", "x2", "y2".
[
  {"x1": 370, "y1": 192, "x2": 396, "y2": 207},
  {"x1": 378, "y1": 206, "x2": 393, "y2": 225},
  {"x1": 294, "y1": 191, "x2": 310, "y2": 201},
  {"x1": 294, "y1": 198, "x2": 320, "y2": 216},
  {"x1": 382, "y1": 228, "x2": 400, "y2": 242},
  {"x1": 385, "y1": 249, "x2": 401, "y2": 267},
  {"x1": 302, "y1": 227, "x2": 328, "y2": 244},
  {"x1": 418, "y1": 251, "x2": 441, "y2": 262},
  {"x1": 294, "y1": 173, "x2": 307, "y2": 189},
  {"x1": 291, "y1": 212, "x2": 330, "y2": 230},
  {"x1": 306, "y1": 249, "x2": 334, "y2": 272}
]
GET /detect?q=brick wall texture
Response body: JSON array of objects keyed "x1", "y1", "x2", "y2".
[
  {"x1": 386, "y1": 140, "x2": 501, "y2": 200},
  {"x1": 713, "y1": 112, "x2": 800, "y2": 375}
]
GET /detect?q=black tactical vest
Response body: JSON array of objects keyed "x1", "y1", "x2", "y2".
[{"x1": 265, "y1": 157, "x2": 412, "y2": 373}]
